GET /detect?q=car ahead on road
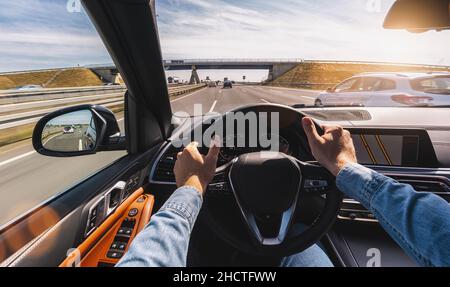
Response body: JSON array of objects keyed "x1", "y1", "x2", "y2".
[
  {"x1": 223, "y1": 80, "x2": 233, "y2": 88},
  {"x1": 315, "y1": 72, "x2": 450, "y2": 107},
  {"x1": 207, "y1": 81, "x2": 217, "y2": 88},
  {"x1": 11, "y1": 84, "x2": 43, "y2": 91},
  {"x1": 62, "y1": 125, "x2": 75, "y2": 134},
  {"x1": 2, "y1": 0, "x2": 450, "y2": 269}
]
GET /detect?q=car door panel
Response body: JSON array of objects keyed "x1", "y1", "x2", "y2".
[
  {"x1": 0, "y1": 0, "x2": 177, "y2": 267},
  {"x1": 0, "y1": 144, "x2": 162, "y2": 267},
  {"x1": 61, "y1": 190, "x2": 154, "y2": 267}
]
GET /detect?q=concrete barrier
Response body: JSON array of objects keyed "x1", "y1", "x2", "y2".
[
  {"x1": 0, "y1": 84, "x2": 205, "y2": 105},
  {"x1": 168, "y1": 84, "x2": 206, "y2": 97},
  {"x1": 0, "y1": 86, "x2": 127, "y2": 105},
  {"x1": 1, "y1": 84, "x2": 205, "y2": 124}
]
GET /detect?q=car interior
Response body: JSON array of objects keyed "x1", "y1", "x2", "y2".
[{"x1": 0, "y1": 0, "x2": 449, "y2": 267}]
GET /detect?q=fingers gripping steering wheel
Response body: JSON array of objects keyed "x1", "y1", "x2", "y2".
[{"x1": 200, "y1": 105, "x2": 343, "y2": 257}]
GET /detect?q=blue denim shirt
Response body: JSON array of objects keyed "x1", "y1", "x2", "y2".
[{"x1": 117, "y1": 163, "x2": 450, "y2": 267}]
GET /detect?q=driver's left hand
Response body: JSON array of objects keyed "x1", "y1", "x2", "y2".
[{"x1": 173, "y1": 138, "x2": 220, "y2": 196}]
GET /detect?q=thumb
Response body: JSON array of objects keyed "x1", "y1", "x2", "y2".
[
  {"x1": 302, "y1": 117, "x2": 323, "y2": 144},
  {"x1": 206, "y1": 136, "x2": 220, "y2": 163}
]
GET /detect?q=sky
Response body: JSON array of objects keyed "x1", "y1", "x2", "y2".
[{"x1": 1, "y1": 0, "x2": 450, "y2": 81}]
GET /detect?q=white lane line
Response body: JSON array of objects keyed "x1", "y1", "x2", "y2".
[
  {"x1": 301, "y1": 96, "x2": 316, "y2": 100},
  {"x1": 170, "y1": 88, "x2": 206, "y2": 103},
  {"x1": 260, "y1": 99, "x2": 271, "y2": 104},
  {"x1": 78, "y1": 139, "x2": 83, "y2": 151},
  {"x1": 43, "y1": 133, "x2": 61, "y2": 146},
  {"x1": 209, "y1": 100, "x2": 218, "y2": 113},
  {"x1": 0, "y1": 151, "x2": 35, "y2": 168}
]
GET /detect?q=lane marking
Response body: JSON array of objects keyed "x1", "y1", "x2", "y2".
[
  {"x1": 264, "y1": 85, "x2": 321, "y2": 93},
  {"x1": 301, "y1": 96, "x2": 316, "y2": 100},
  {"x1": 0, "y1": 151, "x2": 35, "y2": 168},
  {"x1": 170, "y1": 88, "x2": 206, "y2": 103},
  {"x1": 260, "y1": 99, "x2": 271, "y2": 104},
  {"x1": 43, "y1": 133, "x2": 62, "y2": 146},
  {"x1": 78, "y1": 139, "x2": 83, "y2": 151},
  {"x1": 209, "y1": 100, "x2": 217, "y2": 113}
]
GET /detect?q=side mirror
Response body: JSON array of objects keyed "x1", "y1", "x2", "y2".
[
  {"x1": 383, "y1": 0, "x2": 450, "y2": 32},
  {"x1": 32, "y1": 105, "x2": 125, "y2": 157}
]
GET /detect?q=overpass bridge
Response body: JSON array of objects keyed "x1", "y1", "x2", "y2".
[
  {"x1": 163, "y1": 59, "x2": 302, "y2": 83},
  {"x1": 88, "y1": 59, "x2": 303, "y2": 84}
]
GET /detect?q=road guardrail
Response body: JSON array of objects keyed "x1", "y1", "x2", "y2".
[
  {"x1": 0, "y1": 86, "x2": 127, "y2": 105},
  {"x1": 0, "y1": 83, "x2": 206, "y2": 147}
]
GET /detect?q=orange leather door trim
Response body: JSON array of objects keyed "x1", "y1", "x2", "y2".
[{"x1": 60, "y1": 188, "x2": 155, "y2": 267}]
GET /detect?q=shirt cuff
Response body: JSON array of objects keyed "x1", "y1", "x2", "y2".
[
  {"x1": 336, "y1": 163, "x2": 390, "y2": 209},
  {"x1": 159, "y1": 186, "x2": 203, "y2": 229}
]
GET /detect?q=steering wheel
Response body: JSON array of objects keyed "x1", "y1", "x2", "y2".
[{"x1": 200, "y1": 104, "x2": 343, "y2": 258}]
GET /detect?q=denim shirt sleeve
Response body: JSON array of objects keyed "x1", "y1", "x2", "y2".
[
  {"x1": 336, "y1": 163, "x2": 450, "y2": 267},
  {"x1": 116, "y1": 186, "x2": 202, "y2": 267}
]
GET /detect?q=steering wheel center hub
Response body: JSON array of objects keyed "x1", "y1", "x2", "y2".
[
  {"x1": 229, "y1": 152, "x2": 301, "y2": 215},
  {"x1": 228, "y1": 152, "x2": 302, "y2": 245}
]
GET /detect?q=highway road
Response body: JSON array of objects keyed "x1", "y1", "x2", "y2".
[{"x1": 0, "y1": 85, "x2": 320, "y2": 227}]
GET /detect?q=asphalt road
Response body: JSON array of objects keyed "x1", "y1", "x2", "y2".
[
  {"x1": 43, "y1": 126, "x2": 93, "y2": 152},
  {"x1": 0, "y1": 85, "x2": 319, "y2": 227},
  {"x1": 171, "y1": 85, "x2": 319, "y2": 114}
]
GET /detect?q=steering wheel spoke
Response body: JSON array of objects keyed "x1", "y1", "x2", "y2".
[
  {"x1": 297, "y1": 161, "x2": 335, "y2": 195},
  {"x1": 207, "y1": 162, "x2": 233, "y2": 194}
]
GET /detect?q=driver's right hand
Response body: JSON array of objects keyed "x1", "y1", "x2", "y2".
[{"x1": 302, "y1": 117, "x2": 357, "y2": 176}]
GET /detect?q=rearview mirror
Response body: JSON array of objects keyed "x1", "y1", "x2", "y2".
[
  {"x1": 33, "y1": 105, "x2": 125, "y2": 157},
  {"x1": 383, "y1": 0, "x2": 450, "y2": 32}
]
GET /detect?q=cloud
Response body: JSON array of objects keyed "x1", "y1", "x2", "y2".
[
  {"x1": 1, "y1": 0, "x2": 449, "y2": 73},
  {"x1": 156, "y1": 0, "x2": 450, "y2": 66},
  {"x1": 0, "y1": 0, "x2": 110, "y2": 72}
]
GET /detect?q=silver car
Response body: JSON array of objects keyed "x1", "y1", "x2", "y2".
[{"x1": 315, "y1": 72, "x2": 450, "y2": 107}]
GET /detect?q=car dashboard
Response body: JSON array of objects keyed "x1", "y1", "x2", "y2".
[{"x1": 148, "y1": 107, "x2": 450, "y2": 267}]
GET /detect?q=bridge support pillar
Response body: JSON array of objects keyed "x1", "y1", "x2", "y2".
[
  {"x1": 189, "y1": 65, "x2": 201, "y2": 84},
  {"x1": 267, "y1": 63, "x2": 298, "y2": 81},
  {"x1": 90, "y1": 68, "x2": 120, "y2": 84}
]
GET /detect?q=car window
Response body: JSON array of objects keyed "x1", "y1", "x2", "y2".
[
  {"x1": 0, "y1": 2, "x2": 127, "y2": 227},
  {"x1": 411, "y1": 77, "x2": 450, "y2": 94},
  {"x1": 375, "y1": 79, "x2": 396, "y2": 91},
  {"x1": 334, "y1": 78, "x2": 360, "y2": 92},
  {"x1": 360, "y1": 77, "x2": 380, "y2": 91},
  {"x1": 155, "y1": 0, "x2": 450, "y2": 110}
]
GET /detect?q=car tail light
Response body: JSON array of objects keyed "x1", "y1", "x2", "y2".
[{"x1": 391, "y1": 94, "x2": 433, "y2": 106}]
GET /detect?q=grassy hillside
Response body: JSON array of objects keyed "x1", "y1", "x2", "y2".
[
  {"x1": 46, "y1": 68, "x2": 103, "y2": 88},
  {"x1": 270, "y1": 62, "x2": 450, "y2": 90},
  {"x1": 0, "y1": 68, "x2": 103, "y2": 90}
]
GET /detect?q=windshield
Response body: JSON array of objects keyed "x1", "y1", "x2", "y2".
[
  {"x1": 411, "y1": 76, "x2": 450, "y2": 95},
  {"x1": 155, "y1": 0, "x2": 450, "y2": 114}
]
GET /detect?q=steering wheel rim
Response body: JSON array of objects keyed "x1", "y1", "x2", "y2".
[
  {"x1": 198, "y1": 104, "x2": 343, "y2": 258},
  {"x1": 202, "y1": 156, "x2": 342, "y2": 257}
]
